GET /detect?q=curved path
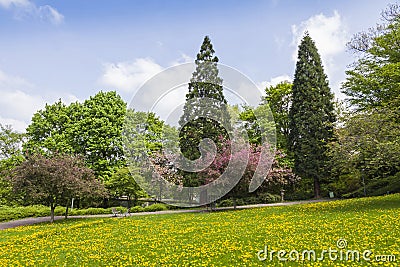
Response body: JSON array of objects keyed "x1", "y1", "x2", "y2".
[{"x1": 0, "y1": 199, "x2": 331, "y2": 230}]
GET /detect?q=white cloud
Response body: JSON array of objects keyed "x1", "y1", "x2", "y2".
[
  {"x1": 291, "y1": 11, "x2": 348, "y2": 77},
  {"x1": 0, "y1": 69, "x2": 32, "y2": 90},
  {"x1": 257, "y1": 74, "x2": 292, "y2": 95},
  {"x1": 0, "y1": 0, "x2": 29, "y2": 8},
  {"x1": 59, "y1": 93, "x2": 80, "y2": 105},
  {"x1": 0, "y1": 70, "x2": 45, "y2": 131},
  {"x1": 38, "y1": 5, "x2": 64, "y2": 25},
  {"x1": 0, "y1": 69, "x2": 81, "y2": 132},
  {"x1": 100, "y1": 56, "x2": 270, "y2": 124},
  {"x1": 170, "y1": 53, "x2": 194, "y2": 66},
  {"x1": 152, "y1": 85, "x2": 187, "y2": 125},
  {"x1": 0, "y1": 0, "x2": 64, "y2": 25},
  {"x1": 0, "y1": 116, "x2": 28, "y2": 133},
  {"x1": 100, "y1": 54, "x2": 195, "y2": 95},
  {"x1": 100, "y1": 58, "x2": 164, "y2": 93},
  {"x1": 274, "y1": 35, "x2": 285, "y2": 50},
  {"x1": 0, "y1": 89, "x2": 44, "y2": 122}
]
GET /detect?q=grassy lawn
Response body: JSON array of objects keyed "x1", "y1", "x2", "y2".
[{"x1": 0, "y1": 194, "x2": 399, "y2": 266}]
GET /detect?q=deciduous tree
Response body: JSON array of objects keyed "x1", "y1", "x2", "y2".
[
  {"x1": 264, "y1": 81, "x2": 292, "y2": 152},
  {"x1": 105, "y1": 167, "x2": 147, "y2": 208},
  {"x1": 333, "y1": 3, "x2": 400, "y2": 196},
  {"x1": 343, "y1": 3, "x2": 400, "y2": 112},
  {"x1": 75, "y1": 91, "x2": 127, "y2": 181},
  {"x1": 7, "y1": 153, "x2": 106, "y2": 222},
  {"x1": 24, "y1": 100, "x2": 75, "y2": 154},
  {"x1": 199, "y1": 138, "x2": 298, "y2": 207},
  {"x1": 0, "y1": 124, "x2": 25, "y2": 204}
]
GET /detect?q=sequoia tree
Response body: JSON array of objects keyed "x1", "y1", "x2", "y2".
[
  {"x1": 288, "y1": 33, "x2": 336, "y2": 198},
  {"x1": 178, "y1": 36, "x2": 231, "y2": 187}
]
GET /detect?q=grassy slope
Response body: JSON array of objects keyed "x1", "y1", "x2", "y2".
[{"x1": 0, "y1": 194, "x2": 399, "y2": 266}]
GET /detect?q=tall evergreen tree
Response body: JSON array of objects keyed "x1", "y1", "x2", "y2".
[
  {"x1": 288, "y1": 33, "x2": 336, "y2": 198},
  {"x1": 178, "y1": 36, "x2": 230, "y2": 187}
]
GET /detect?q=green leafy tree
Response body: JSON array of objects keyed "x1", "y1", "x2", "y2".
[
  {"x1": 238, "y1": 104, "x2": 276, "y2": 147},
  {"x1": 123, "y1": 109, "x2": 165, "y2": 160},
  {"x1": 239, "y1": 106, "x2": 261, "y2": 145},
  {"x1": 288, "y1": 33, "x2": 336, "y2": 198},
  {"x1": 333, "y1": 4, "x2": 400, "y2": 196},
  {"x1": 0, "y1": 124, "x2": 25, "y2": 159},
  {"x1": 328, "y1": 108, "x2": 400, "y2": 196},
  {"x1": 24, "y1": 100, "x2": 76, "y2": 154},
  {"x1": 122, "y1": 109, "x2": 178, "y2": 200},
  {"x1": 178, "y1": 36, "x2": 231, "y2": 187},
  {"x1": 7, "y1": 153, "x2": 107, "y2": 222},
  {"x1": 73, "y1": 91, "x2": 127, "y2": 181},
  {"x1": 105, "y1": 167, "x2": 147, "y2": 208},
  {"x1": 25, "y1": 92, "x2": 127, "y2": 182},
  {"x1": 0, "y1": 124, "x2": 25, "y2": 204},
  {"x1": 342, "y1": 3, "x2": 400, "y2": 112},
  {"x1": 264, "y1": 81, "x2": 292, "y2": 152}
]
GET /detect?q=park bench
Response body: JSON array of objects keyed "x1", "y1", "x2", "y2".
[
  {"x1": 124, "y1": 208, "x2": 131, "y2": 217},
  {"x1": 111, "y1": 207, "x2": 121, "y2": 217}
]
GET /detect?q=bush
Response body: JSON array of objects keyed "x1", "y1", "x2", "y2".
[
  {"x1": 143, "y1": 203, "x2": 168, "y2": 212},
  {"x1": 327, "y1": 173, "x2": 361, "y2": 197},
  {"x1": 216, "y1": 193, "x2": 281, "y2": 208},
  {"x1": 69, "y1": 207, "x2": 130, "y2": 216},
  {"x1": 216, "y1": 199, "x2": 233, "y2": 207},
  {"x1": 130, "y1": 206, "x2": 144, "y2": 213},
  {"x1": 343, "y1": 172, "x2": 400, "y2": 198},
  {"x1": 0, "y1": 205, "x2": 65, "y2": 222},
  {"x1": 257, "y1": 193, "x2": 281, "y2": 203}
]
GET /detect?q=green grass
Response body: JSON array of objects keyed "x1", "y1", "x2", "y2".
[{"x1": 1, "y1": 194, "x2": 399, "y2": 266}]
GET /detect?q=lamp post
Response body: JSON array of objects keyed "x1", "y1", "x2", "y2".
[
  {"x1": 362, "y1": 168, "x2": 366, "y2": 197},
  {"x1": 280, "y1": 188, "x2": 285, "y2": 202}
]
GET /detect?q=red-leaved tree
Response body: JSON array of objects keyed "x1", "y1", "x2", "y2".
[
  {"x1": 7, "y1": 153, "x2": 107, "y2": 222},
  {"x1": 198, "y1": 138, "x2": 299, "y2": 206}
]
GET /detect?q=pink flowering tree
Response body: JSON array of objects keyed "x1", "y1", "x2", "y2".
[
  {"x1": 147, "y1": 136, "x2": 299, "y2": 206},
  {"x1": 198, "y1": 138, "x2": 299, "y2": 206}
]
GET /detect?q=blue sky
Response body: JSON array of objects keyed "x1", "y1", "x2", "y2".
[{"x1": 0, "y1": 0, "x2": 395, "y2": 131}]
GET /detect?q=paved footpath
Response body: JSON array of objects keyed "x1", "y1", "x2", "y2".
[{"x1": 0, "y1": 199, "x2": 331, "y2": 230}]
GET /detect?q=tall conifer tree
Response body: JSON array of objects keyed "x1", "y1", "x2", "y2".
[
  {"x1": 288, "y1": 33, "x2": 336, "y2": 198},
  {"x1": 179, "y1": 36, "x2": 230, "y2": 187}
]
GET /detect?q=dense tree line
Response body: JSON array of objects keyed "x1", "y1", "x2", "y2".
[{"x1": 330, "y1": 3, "x2": 400, "y2": 197}]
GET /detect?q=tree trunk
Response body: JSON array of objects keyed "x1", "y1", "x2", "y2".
[
  {"x1": 50, "y1": 204, "x2": 55, "y2": 223},
  {"x1": 233, "y1": 198, "x2": 237, "y2": 210},
  {"x1": 65, "y1": 205, "x2": 69, "y2": 219},
  {"x1": 127, "y1": 196, "x2": 131, "y2": 209},
  {"x1": 314, "y1": 178, "x2": 321, "y2": 199},
  {"x1": 76, "y1": 198, "x2": 80, "y2": 209}
]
